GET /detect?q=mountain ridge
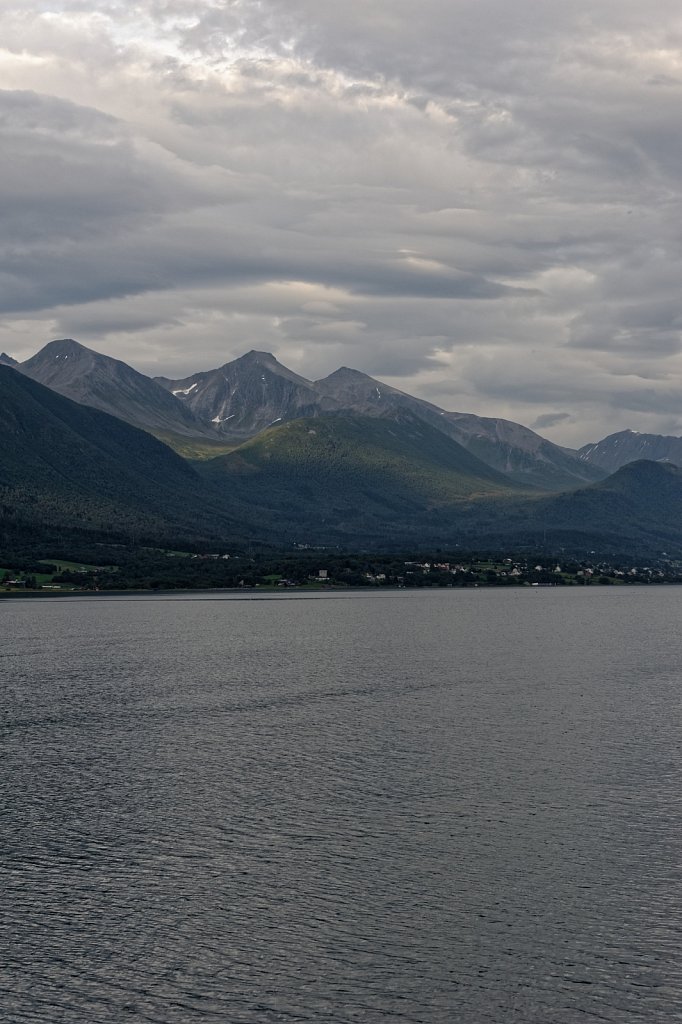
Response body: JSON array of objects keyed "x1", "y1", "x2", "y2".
[
  {"x1": 579, "y1": 429, "x2": 682, "y2": 474},
  {"x1": 3, "y1": 358, "x2": 682, "y2": 555},
  {"x1": 16, "y1": 337, "x2": 682, "y2": 497}
]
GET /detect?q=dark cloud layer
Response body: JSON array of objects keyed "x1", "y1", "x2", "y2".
[{"x1": 1, "y1": 1, "x2": 682, "y2": 444}]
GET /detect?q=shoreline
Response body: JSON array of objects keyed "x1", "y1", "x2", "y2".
[{"x1": 3, "y1": 580, "x2": 682, "y2": 600}]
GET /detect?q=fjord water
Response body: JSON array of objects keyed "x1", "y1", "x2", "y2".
[{"x1": 2, "y1": 589, "x2": 681, "y2": 1023}]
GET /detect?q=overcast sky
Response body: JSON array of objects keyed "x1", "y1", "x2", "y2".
[{"x1": 2, "y1": 1, "x2": 682, "y2": 444}]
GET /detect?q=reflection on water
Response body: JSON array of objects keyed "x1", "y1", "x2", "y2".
[{"x1": 2, "y1": 588, "x2": 681, "y2": 1022}]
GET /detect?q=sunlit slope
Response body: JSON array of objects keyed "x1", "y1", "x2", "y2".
[{"x1": 198, "y1": 413, "x2": 525, "y2": 542}]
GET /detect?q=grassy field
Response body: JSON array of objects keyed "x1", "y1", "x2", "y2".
[
  {"x1": 38, "y1": 559, "x2": 116, "y2": 572},
  {"x1": 152, "y1": 432, "x2": 239, "y2": 461},
  {"x1": 1, "y1": 559, "x2": 118, "y2": 593}
]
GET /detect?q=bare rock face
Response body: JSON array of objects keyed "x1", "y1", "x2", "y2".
[
  {"x1": 579, "y1": 429, "x2": 682, "y2": 474},
  {"x1": 156, "y1": 350, "x2": 342, "y2": 440},
  {"x1": 20, "y1": 339, "x2": 210, "y2": 437}
]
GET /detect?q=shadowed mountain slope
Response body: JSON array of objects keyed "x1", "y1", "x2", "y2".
[
  {"x1": 0, "y1": 364, "x2": 239, "y2": 543},
  {"x1": 465, "y1": 460, "x2": 682, "y2": 553},
  {"x1": 200, "y1": 426, "x2": 682, "y2": 551}
]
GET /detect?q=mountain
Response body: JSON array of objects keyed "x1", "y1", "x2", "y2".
[
  {"x1": 3, "y1": 359, "x2": 681, "y2": 555},
  {"x1": 20, "y1": 339, "x2": 211, "y2": 440},
  {"x1": 0, "y1": 352, "x2": 17, "y2": 366},
  {"x1": 17, "y1": 340, "x2": 604, "y2": 491},
  {"x1": 315, "y1": 366, "x2": 602, "y2": 491},
  {"x1": 579, "y1": 430, "x2": 682, "y2": 474},
  {"x1": 0, "y1": 364, "x2": 240, "y2": 545},
  {"x1": 155, "y1": 349, "x2": 341, "y2": 439},
  {"x1": 523, "y1": 460, "x2": 682, "y2": 550},
  {"x1": 198, "y1": 412, "x2": 526, "y2": 544}
]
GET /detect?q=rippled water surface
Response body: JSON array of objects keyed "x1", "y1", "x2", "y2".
[{"x1": 2, "y1": 587, "x2": 682, "y2": 1022}]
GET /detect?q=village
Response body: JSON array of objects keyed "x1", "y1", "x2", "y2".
[{"x1": 2, "y1": 550, "x2": 680, "y2": 594}]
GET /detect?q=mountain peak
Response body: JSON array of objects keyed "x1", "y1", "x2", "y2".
[
  {"x1": 233, "y1": 349, "x2": 279, "y2": 368},
  {"x1": 20, "y1": 338, "x2": 208, "y2": 437},
  {"x1": 223, "y1": 349, "x2": 310, "y2": 384},
  {"x1": 243, "y1": 349, "x2": 276, "y2": 360},
  {"x1": 0, "y1": 352, "x2": 18, "y2": 366},
  {"x1": 39, "y1": 338, "x2": 90, "y2": 358},
  {"x1": 317, "y1": 366, "x2": 377, "y2": 386}
]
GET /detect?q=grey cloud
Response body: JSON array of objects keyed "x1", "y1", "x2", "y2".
[
  {"x1": 531, "y1": 412, "x2": 572, "y2": 430},
  {"x1": 0, "y1": 88, "x2": 242, "y2": 247},
  {"x1": 608, "y1": 388, "x2": 682, "y2": 416},
  {"x1": 2, "y1": 1, "x2": 682, "y2": 444}
]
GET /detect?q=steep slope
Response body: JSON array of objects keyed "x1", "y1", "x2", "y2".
[
  {"x1": 20, "y1": 339, "x2": 210, "y2": 439},
  {"x1": 198, "y1": 412, "x2": 524, "y2": 544},
  {"x1": 316, "y1": 367, "x2": 602, "y2": 490},
  {"x1": 156, "y1": 350, "x2": 341, "y2": 439},
  {"x1": 579, "y1": 430, "x2": 682, "y2": 474},
  {"x1": 0, "y1": 364, "x2": 238, "y2": 543},
  {"x1": 442, "y1": 412, "x2": 604, "y2": 490},
  {"x1": 0, "y1": 352, "x2": 17, "y2": 366}
]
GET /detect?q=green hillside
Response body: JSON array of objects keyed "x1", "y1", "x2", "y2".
[{"x1": 198, "y1": 413, "x2": 525, "y2": 544}]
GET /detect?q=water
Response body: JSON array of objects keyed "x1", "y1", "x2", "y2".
[{"x1": 2, "y1": 587, "x2": 682, "y2": 1023}]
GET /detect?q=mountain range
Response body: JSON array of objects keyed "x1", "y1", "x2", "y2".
[
  {"x1": 17, "y1": 339, "x2": 604, "y2": 491},
  {"x1": 3, "y1": 338, "x2": 682, "y2": 555}
]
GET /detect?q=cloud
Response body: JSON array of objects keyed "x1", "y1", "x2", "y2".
[
  {"x1": 531, "y1": 412, "x2": 572, "y2": 431},
  {"x1": 1, "y1": 0, "x2": 682, "y2": 444}
]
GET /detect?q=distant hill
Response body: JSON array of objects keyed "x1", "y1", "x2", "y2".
[
  {"x1": 464, "y1": 460, "x2": 682, "y2": 553},
  {"x1": 0, "y1": 352, "x2": 17, "y2": 366},
  {"x1": 579, "y1": 430, "x2": 682, "y2": 474},
  {"x1": 20, "y1": 339, "x2": 211, "y2": 440},
  {"x1": 0, "y1": 364, "x2": 240, "y2": 545}
]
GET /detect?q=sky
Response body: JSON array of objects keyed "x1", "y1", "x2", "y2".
[{"x1": 2, "y1": 1, "x2": 682, "y2": 446}]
